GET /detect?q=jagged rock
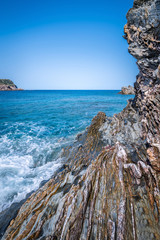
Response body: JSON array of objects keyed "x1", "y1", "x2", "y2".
[
  {"x1": 1, "y1": 0, "x2": 160, "y2": 239},
  {"x1": 118, "y1": 85, "x2": 135, "y2": 95},
  {"x1": 124, "y1": 0, "x2": 160, "y2": 144},
  {"x1": 0, "y1": 79, "x2": 23, "y2": 91}
]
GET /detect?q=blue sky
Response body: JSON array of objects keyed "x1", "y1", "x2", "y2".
[{"x1": 0, "y1": 0, "x2": 138, "y2": 90}]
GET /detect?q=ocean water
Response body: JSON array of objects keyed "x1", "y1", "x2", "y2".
[{"x1": 0, "y1": 90, "x2": 133, "y2": 212}]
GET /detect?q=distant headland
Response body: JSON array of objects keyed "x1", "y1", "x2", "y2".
[
  {"x1": 118, "y1": 85, "x2": 135, "y2": 95},
  {"x1": 0, "y1": 79, "x2": 23, "y2": 91}
]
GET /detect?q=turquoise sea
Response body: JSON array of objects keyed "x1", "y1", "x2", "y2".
[{"x1": 0, "y1": 90, "x2": 133, "y2": 212}]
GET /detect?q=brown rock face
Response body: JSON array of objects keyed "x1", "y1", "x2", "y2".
[{"x1": 1, "y1": 0, "x2": 160, "y2": 239}]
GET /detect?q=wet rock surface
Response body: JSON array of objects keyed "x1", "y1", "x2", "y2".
[
  {"x1": 118, "y1": 85, "x2": 135, "y2": 95},
  {"x1": 1, "y1": 0, "x2": 160, "y2": 239}
]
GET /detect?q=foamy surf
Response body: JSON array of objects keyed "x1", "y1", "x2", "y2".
[{"x1": 0, "y1": 90, "x2": 131, "y2": 212}]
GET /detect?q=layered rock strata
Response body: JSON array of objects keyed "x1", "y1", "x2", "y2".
[
  {"x1": 124, "y1": 0, "x2": 160, "y2": 145},
  {"x1": 1, "y1": 0, "x2": 160, "y2": 239},
  {"x1": 118, "y1": 85, "x2": 135, "y2": 95}
]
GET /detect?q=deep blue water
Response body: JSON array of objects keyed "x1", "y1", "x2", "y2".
[{"x1": 0, "y1": 90, "x2": 133, "y2": 211}]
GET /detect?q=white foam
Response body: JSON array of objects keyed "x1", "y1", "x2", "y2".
[
  {"x1": 0, "y1": 122, "x2": 66, "y2": 212},
  {"x1": 0, "y1": 153, "x2": 61, "y2": 212},
  {"x1": 0, "y1": 117, "x2": 88, "y2": 212}
]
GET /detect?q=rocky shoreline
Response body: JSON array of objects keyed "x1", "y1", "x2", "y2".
[
  {"x1": 0, "y1": 79, "x2": 23, "y2": 91},
  {"x1": 1, "y1": 0, "x2": 160, "y2": 239}
]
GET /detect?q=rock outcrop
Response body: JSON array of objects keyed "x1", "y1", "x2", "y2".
[
  {"x1": 118, "y1": 85, "x2": 135, "y2": 95},
  {"x1": 0, "y1": 79, "x2": 23, "y2": 91},
  {"x1": 1, "y1": 0, "x2": 160, "y2": 239}
]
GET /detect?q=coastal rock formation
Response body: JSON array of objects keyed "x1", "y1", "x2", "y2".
[
  {"x1": 0, "y1": 79, "x2": 23, "y2": 91},
  {"x1": 1, "y1": 0, "x2": 160, "y2": 239},
  {"x1": 118, "y1": 85, "x2": 135, "y2": 95},
  {"x1": 124, "y1": 0, "x2": 160, "y2": 145}
]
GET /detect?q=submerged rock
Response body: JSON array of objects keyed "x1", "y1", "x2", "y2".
[
  {"x1": 118, "y1": 85, "x2": 135, "y2": 95},
  {"x1": 0, "y1": 79, "x2": 23, "y2": 91},
  {"x1": 1, "y1": 0, "x2": 160, "y2": 239}
]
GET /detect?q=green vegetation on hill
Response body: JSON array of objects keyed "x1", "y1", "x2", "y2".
[{"x1": 0, "y1": 79, "x2": 15, "y2": 86}]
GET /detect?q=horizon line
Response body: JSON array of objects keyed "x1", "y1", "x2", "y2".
[{"x1": 19, "y1": 89, "x2": 122, "y2": 91}]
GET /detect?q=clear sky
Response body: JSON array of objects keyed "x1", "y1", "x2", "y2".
[{"x1": 0, "y1": 0, "x2": 138, "y2": 90}]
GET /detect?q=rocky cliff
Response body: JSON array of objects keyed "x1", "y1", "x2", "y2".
[
  {"x1": 124, "y1": 0, "x2": 160, "y2": 147},
  {"x1": 118, "y1": 85, "x2": 135, "y2": 95},
  {"x1": 0, "y1": 79, "x2": 23, "y2": 91},
  {"x1": 1, "y1": 0, "x2": 160, "y2": 239}
]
